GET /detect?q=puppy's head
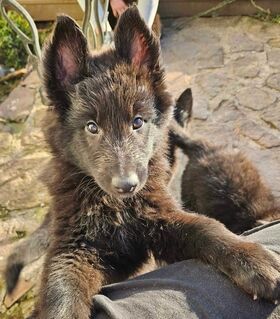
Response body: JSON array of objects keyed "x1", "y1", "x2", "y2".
[{"x1": 43, "y1": 7, "x2": 172, "y2": 198}]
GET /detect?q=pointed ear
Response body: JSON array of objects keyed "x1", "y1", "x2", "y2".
[
  {"x1": 42, "y1": 15, "x2": 88, "y2": 116},
  {"x1": 114, "y1": 6, "x2": 160, "y2": 70},
  {"x1": 174, "y1": 88, "x2": 193, "y2": 127}
]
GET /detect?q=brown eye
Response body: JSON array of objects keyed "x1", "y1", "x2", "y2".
[
  {"x1": 86, "y1": 121, "x2": 98, "y2": 134},
  {"x1": 133, "y1": 116, "x2": 144, "y2": 130}
]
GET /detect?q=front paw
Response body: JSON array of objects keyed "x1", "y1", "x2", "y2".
[{"x1": 230, "y1": 242, "x2": 280, "y2": 302}]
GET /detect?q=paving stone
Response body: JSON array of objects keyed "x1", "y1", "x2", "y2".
[
  {"x1": 237, "y1": 87, "x2": 277, "y2": 111},
  {"x1": 166, "y1": 72, "x2": 191, "y2": 99},
  {"x1": 259, "y1": 21, "x2": 280, "y2": 40},
  {"x1": 0, "y1": 157, "x2": 50, "y2": 211},
  {"x1": 266, "y1": 73, "x2": 280, "y2": 91},
  {"x1": 0, "y1": 176, "x2": 47, "y2": 211},
  {"x1": 192, "y1": 96, "x2": 210, "y2": 120},
  {"x1": 195, "y1": 70, "x2": 230, "y2": 99},
  {"x1": 192, "y1": 121, "x2": 239, "y2": 147},
  {"x1": 0, "y1": 86, "x2": 35, "y2": 123},
  {"x1": 179, "y1": 27, "x2": 221, "y2": 46},
  {"x1": 21, "y1": 128, "x2": 46, "y2": 150},
  {"x1": 168, "y1": 42, "x2": 201, "y2": 72},
  {"x1": 267, "y1": 37, "x2": 280, "y2": 48},
  {"x1": 197, "y1": 45, "x2": 224, "y2": 69},
  {"x1": 261, "y1": 102, "x2": 280, "y2": 131},
  {"x1": 267, "y1": 49, "x2": 280, "y2": 69},
  {"x1": 238, "y1": 119, "x2": 280, "y2": 148},
  {"x1": 228, "y1": 54, "x2": 260, "y2": 78},
  {"x1": 0, "y1": 132, "x2": 14, "y2": 155},
  {"x1": 0, "y1": 214, "x2": 40, "y2": 243},
  {"x1": 21, "y1": 71, "x2": 40, "y2": 89},
  {"x1": 228, "y1": 33, "x2": 264, "y2": 53},
  {"x1": 213, "y1": 99, "x2": 244, "y2": 123},
  {"x1": 0, "y1": 122, "x2": 13, "y2": 134},
  {"x1": 165, "y1": 70, "x2": 184, "y2": 83}
]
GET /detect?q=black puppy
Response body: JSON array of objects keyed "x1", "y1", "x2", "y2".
[
  {"x1": 4, "y1": 87, "x2": 192, "y2": 296},
  {"x1": 5, "y1": 8, "x2": 280, "y2": 319},
  {"x1": 171, "y1": 121, "x2": 280, "y2": 234}
]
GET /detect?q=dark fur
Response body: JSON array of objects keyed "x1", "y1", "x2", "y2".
[
  {"x1": 4, "y1": 87, "x2": 192, "y2": 294},
  {"x1": 167, "y1": 88, "x2": 192, "y2": 169},
  {"x1": 171, "y1": 122, "x2": 280, "y2": 234},
  {"x1": 6, "y1": 7, "x2": 280, "y2": 319},
  {"x1": 7, "y1": 87, "x2": 277, "y2": 284}
]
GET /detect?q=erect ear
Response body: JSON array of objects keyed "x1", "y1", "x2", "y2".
[
  {"x1": 42, "y1": 15, "x2": 88, "y2": 116},
  {"x1": 174, "y1": 88, "x2": 193, "y2": 127},
  {"x1": 114, "y1": 6, "x2": 160, "y2": 70}
]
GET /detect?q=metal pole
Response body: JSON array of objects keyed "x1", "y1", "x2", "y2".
[{"x1": 0, "y1": 0, "x2": 42, "y2": 77}]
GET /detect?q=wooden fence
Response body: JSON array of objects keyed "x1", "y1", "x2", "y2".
[{"x1": 18, "y1": 0, "x2": 280, "y2": 21}]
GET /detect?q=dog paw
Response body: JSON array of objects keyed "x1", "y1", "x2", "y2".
[{"x1": 230, "y1": 242, "x2": 280, "y2": 302}]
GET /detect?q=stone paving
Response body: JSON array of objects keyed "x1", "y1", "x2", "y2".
[
  {"x1": 0, "y1": 16, "x2": 280, "y2": 318},
  {"x1": 163, "y1": 16, "x2": 280, "y2": 199}
]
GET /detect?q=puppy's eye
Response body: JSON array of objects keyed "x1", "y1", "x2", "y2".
[
  {"x1": 133, "y1": 117, "x2": 144, "y2": 130},
  {"x1": 86, "y1": 121, "x2": 99, "y2": 134}
]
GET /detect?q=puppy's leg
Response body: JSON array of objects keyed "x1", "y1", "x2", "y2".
[
  {"x1": 149, "y1": 204, "x2": 280, "y2": 301},
  {"x1": 34, "y1": 249, "x2": 106, "y2": 319}
]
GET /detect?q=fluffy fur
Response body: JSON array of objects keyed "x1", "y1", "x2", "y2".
[
  {"x1": 5, "y1": 7, "x2": 280, "y2": 319},
  {"x1": 171, "y1": 122, "x2": 280, "y2": 234},
  {"x1": 4, "y1": 87, "x2": 192, "y2": 295}
]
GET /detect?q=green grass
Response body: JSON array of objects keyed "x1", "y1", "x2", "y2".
[
  {"x1": 270, "y1": 15, "x2": 280, "y2": 24},
  {"x1": 254, "y1": 13, "x2": 280, "y2": 24},
  {"x1": 0, "y1": 11, "x2": 32, "y2": 69},
  {"x1": 0, "y1": 13, "x2": 52, "y2": 103},
  {"x1": 0, "y1": 11, "x2": 52, "y2": 69}
]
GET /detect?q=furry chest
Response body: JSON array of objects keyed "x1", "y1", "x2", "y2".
[{"x1": 77, "y1": 211, "x2": 150, "y2": 273}]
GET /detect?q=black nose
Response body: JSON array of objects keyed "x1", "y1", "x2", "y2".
[{"x1": 112, "y1": 174, "x2": 139, "y2": 194}]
